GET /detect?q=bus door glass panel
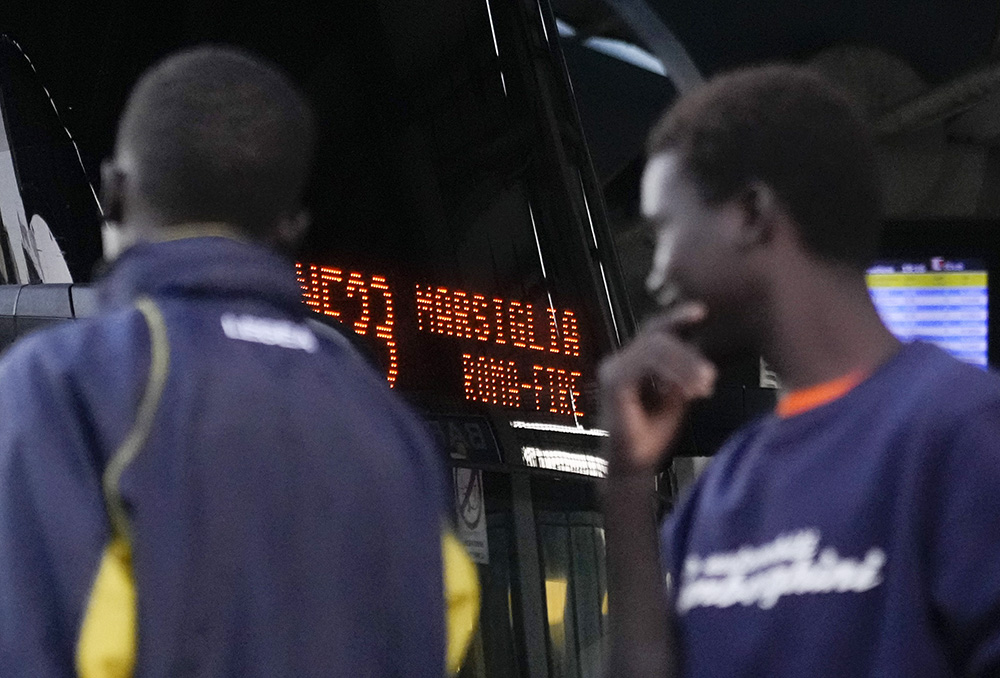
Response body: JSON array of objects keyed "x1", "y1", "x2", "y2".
[
  {"x1": 533, "y1": 478, "x2": 607, "y2": 678},
  {"x1": 458, "y1": 470, "x2": 522, "y2": 678}
]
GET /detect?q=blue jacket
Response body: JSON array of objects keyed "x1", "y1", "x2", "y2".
[{"x1": 0, "y1": 236, "x2": 448, "y2": 677}]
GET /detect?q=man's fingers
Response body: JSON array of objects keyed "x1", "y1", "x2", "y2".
[
  {"x1": 624, "y1": 332, "x2": 716, "y2": 402},
  {"x1": 616, "y1": 385, "x2": 687, "y2": 468},
  {"x1": 599, "y1": 306, "x2": 717, "y2": 472},
  {"x1": 600, "y1": 334, "x2": 715, "y2": 402}
]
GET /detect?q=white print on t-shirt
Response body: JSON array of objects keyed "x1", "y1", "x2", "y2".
[
  {"x1": 677, "y1": 529, "x2": 885, "y2": 613},
  {"x1": 220, "y1": 314, "x2": 318, "y2": 352}
]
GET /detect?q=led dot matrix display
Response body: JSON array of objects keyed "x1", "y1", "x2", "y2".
[{"x1": 297, "y1": 263, "x2": 589, "y2": 417}]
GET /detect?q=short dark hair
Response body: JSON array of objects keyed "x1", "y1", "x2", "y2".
[
  {"x1": 648, "y1": 65, "x2": 882, "y2": 269},
  {"x1": 117, "y1": 46, "x2": 316, "y2": 239}
]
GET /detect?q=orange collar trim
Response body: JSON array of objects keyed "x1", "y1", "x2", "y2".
[{"x1": 776, "y1": 369, "x2": 868, "y2": 419}]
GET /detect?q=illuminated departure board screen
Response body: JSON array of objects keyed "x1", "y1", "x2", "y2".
[
  {"x1": 867, "y1": 259, "x2": 988, "y2": 367},
  {"x1": 297, "y1": 263, "x2": 593, "y2": 419}
]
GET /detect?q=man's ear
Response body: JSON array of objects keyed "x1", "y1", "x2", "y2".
[
  {"x1": 275, "y1": 209, "x2": 311, "y2": 250},
  {"x1": 100, "y1": 160, "x2": 125, "y2": 225},
  {"x1": 736, "y1": 181, "x2": 779, "y2": 250}
]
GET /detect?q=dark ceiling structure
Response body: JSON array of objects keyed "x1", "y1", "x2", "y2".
[
  {"x1": 4, "y1": 0, "x2": 999, "y2": 184},
  {"x1": 3, "y1": 0, "x2": 1000, "y2": 250},
  {"x1": 554, "y1": 0, "x2": 1000, "y2": 83}
]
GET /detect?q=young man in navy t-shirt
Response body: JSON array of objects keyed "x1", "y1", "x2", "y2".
[{"x1": 600, "y1": 65, "x2": 1000, "y2": 677}]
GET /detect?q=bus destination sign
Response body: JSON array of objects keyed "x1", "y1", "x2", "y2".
[{"x1": 297, "y1": 263, "x2": 589, "y2": 418}]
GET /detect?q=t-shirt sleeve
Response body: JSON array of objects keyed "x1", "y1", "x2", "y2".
[
  {"x1": 0, "y1": 340, "x2": 109, "y2": 677},
  {"x1": 929, "y1": 400, "x2": 1000, "y2": 676}
]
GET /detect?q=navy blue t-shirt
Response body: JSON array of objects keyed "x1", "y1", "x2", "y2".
[{"x1": 662, "y1": 342, "x2": 1000, "y2": 677}]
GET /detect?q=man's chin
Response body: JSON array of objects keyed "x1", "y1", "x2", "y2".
[{"x1": 690, "y1": 324, "x2": 756, "y2": 368}]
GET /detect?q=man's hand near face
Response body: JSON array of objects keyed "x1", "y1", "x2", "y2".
[
  {"x1": 600, "y1": 302, "x2": 716, "y2": 678},
  {"x1": 601, "y1": 303, "x2": 717, "y2": 474}
]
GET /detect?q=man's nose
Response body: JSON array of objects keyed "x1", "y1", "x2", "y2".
[
  {"x1": 645, "y1": 232, "x2": 675, "y2": 304},
  {"x1": 645, "y1": 264, "x2": 666, "y2": 299}
]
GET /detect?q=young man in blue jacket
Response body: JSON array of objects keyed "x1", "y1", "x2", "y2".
[
  {"x1": 0, "y1": 47, "x2": 476, "y2": 677},
  {"x1": 601, "y1": 65, "x2": 1000, "y2": 677}
]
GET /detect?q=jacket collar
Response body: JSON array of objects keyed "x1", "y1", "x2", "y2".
[{"x1": 98, "y1": 231, "x2": 304, "y2": 315}]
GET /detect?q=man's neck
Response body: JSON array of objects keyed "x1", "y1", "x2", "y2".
[
  {"x1": 146, "y1": 222, "x2": 249, "y2": 244},
  {"x1": 762, "y1": 264, "x2": 901, "y2": 392},
  {"x1": 105, "y1": 220, "x2": 251, "y2": 261}
]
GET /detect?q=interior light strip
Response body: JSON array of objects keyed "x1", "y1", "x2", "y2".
[
  {"x1": 522, "y1": 446, "x2": 608, "y2": 478},
  {"x1": 510, "y1": 420, "x2": 609, "y2": 437}
]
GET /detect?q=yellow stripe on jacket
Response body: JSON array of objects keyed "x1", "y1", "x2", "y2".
[
  {"x1": 77, "y1": 529, "x2": 482, "y2": 676},
  {"x1": 444, "y1": 529, "x2": 481, "y2": 675},
  {"x1": 76, "y1": 537, "x2": 136, "y2": 678},
  {"x1": 77, "y1": 299, "x2": 169, "y2": 678}
]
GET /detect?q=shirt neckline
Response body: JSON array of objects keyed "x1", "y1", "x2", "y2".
[{"x1": 776, "y1": 369, "x2": 870, "y2": 419}]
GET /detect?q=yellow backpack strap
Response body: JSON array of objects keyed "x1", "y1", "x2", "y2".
[
  {"x1": 443, "y1": 528, "x2": 481, "y2": 675},
  {"x1": 77, "y1": 298, "x2": 170, "y2": 678}
]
